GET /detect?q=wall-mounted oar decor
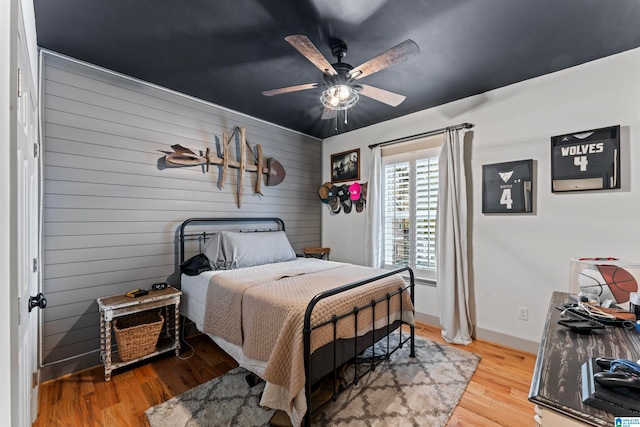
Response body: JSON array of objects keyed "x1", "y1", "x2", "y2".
[{"x1": 160, "y1": 126, "x2": 285, "y2": 208}]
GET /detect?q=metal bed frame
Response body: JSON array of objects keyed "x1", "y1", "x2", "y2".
[{"x1": 178, "y1": 217, "x2": 415, "y2": 426}]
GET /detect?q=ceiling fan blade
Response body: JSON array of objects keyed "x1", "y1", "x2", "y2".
[
  {"x1": 285, "y1": 35, "x2": 338, "y2": 76},
  {"x1": 358, "y1": 84, "x2": 406, "y2": 107},
  {"x1": 262, "y1": 83, "x2": 319, "y2": 96},
  {"x1": 349, "y1": 39, "x2": 420, "y2": 80},
  {"x1": 321, "y1": 107, "x2": 337, "y2": 120}
]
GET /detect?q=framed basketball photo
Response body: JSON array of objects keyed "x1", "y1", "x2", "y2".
[
  {"x1": 551, "y1": 125, "x2": 620, "y2": 192},
  {"x1": 331, "y1": 148, "x2": 360, "y2": 183},
  {"x1": 482, "y1": 159, "x2": 534, "y2": 214}
]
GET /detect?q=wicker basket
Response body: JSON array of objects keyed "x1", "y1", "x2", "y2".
[{"x1": 113, "y1": 310, "x2": 164, "y2": 362}]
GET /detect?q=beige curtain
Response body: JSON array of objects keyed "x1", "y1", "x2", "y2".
[{"x1": 437, "y1": 128, "x2": 473, "y2": 344}]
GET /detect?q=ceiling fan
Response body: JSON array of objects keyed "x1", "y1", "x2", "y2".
[{"x1": 262, "y1": 35, "x2": 420, "y2": 122}]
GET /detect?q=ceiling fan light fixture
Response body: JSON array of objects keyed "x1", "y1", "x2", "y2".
[{"x1": 321, "y1": 84, "x2": 358, "y2": 110}]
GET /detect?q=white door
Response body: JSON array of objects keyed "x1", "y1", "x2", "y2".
[{"x1": 16, "y1": 13, "x2": 41, "y2": 426}]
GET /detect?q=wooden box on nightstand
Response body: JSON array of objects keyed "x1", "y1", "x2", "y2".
[{"x1": 97, "y1": 286, "x2": 181, "y2": 381}]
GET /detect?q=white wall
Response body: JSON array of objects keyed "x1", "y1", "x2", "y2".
[{"x1": 321, "y1": 47, "x2": 640, "y2": 351}]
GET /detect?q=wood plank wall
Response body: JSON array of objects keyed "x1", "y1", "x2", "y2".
[{"x1": 40, "y1": 52, "x2": 322, "y2": 380}]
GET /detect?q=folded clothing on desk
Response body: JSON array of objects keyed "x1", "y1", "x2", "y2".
[
  {"x1": 566, "y1": 303, "x2": 636, "y2": 324},
  {"x1": 597, "y1": 306, "x2": 636, "y2": 322}
]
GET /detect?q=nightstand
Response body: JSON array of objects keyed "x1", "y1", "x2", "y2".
[
  {"x1": 303, "y1": 247, "x2": 331, "y2": 260},
  {"x1": 97, "y1": 286, "x2": 181, "y2": 381}
]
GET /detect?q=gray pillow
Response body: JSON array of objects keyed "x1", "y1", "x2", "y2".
[
  {"x1": 218, "y1": 230, "x2": 296, "y2": 269},
  {"x1": 202, "y1": 232, "x2": 224, "y2": 269}
]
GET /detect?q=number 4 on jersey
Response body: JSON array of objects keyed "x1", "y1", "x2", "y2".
[
  {"x1": 500, "y1": 188, "x2": 513, "y2": 209},
  {"x1": 574, "y1": 155, "x2": 588, "y2": 171}
]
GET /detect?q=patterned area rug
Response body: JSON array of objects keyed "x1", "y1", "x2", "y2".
[{"x1": 145, "y1": 334, "x2": 480, "y2": 427}]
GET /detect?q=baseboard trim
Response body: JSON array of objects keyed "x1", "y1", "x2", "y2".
[
  {"x1": 41, "y1": 352, "x2": 100, "y2": 383},
  {"x1": 42, "y1": 313, "x2": 539, "y2": 382},
  {"x1": 415, "y1": 311, "x2": 439, "y2": 327},
  {"x1": 475, "y1": 328, "x2": 539, "y2": 354},
  {"x1": 415, "y1": 312, "x2": 539, "y2": 354}
]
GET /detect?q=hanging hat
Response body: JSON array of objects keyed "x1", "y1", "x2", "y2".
[
  {"x1": 336, "y1": 184, "x2": 349, "y2": 201},
  {"x1": 360, "y1": 182, "x2": 368, "y2": 202},
  {"x1": 318, "y1": 182, "x2": 331, "y2": 203},
  {"x1": 348, "y1": 182, "x2": 361, "y2": 201},
  {"x1": 327, "y1": 185, "x2": 341, "y2": 213},
  {"x1": 340, "y1": 184, "x2": 353, "y2": 213},
  {"x1": 355, "y1": 182, "x2": 367, "y2": 213}
]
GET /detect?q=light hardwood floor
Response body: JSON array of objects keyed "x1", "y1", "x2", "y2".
[{"x1": 34, "y1": 322, "x2": 537, "y2": 426}]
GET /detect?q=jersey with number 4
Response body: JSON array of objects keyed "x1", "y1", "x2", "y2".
[
  {"x1": 484, "y1": 164, "x2": 531, "y2": 212},
  {"x1": 552, "y1": 127, "x2": 618, "y2": 188}
]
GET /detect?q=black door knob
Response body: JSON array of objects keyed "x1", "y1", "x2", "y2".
[{"x1": 29, "y1": 293, "x2": 47, "y2": 312}]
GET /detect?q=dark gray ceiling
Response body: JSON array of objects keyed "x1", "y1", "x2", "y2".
[{"x1": 33, "y1": 0, "x2": 640, "y2": 139}]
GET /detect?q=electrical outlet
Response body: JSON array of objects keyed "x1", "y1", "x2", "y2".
[{"x1": 518, "y1": 306, "x2": 528, "y2": 321}]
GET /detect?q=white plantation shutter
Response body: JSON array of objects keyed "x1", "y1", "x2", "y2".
[
  {"x1": 383, "y1": 161, "x2": 410, "y2": 267},
  {"x1": 382, "y1": 147, "x2": 440, "y2": 281},
  {"x1": 415, "y1": 157, "x2": 438, "y2": 270}
]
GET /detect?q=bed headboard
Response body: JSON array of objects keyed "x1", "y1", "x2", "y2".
[{"x1": 178, "y1": 217, "x2": 286, "y2": 264}]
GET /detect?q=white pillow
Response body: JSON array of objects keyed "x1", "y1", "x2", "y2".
[{"x1": 218, "y1": 230, "x2": 296, "y2": 269}]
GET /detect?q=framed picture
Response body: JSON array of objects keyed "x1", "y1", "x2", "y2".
[
  {"x1": 482, "y1": 159, "x2": 534, "y2": 213},
  {"x1": 331, "y1": 148, "x2": 360, "y2": 183},
  {"x1": 551, "y1": 125, "x2": 620, "y2": 192}
]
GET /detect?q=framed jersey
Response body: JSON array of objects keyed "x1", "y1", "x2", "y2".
[
  {"x1": 482, "y1": 159, "x2": 533, "y2": 213},
  {"x1": 551, "y1": 125, "x2": 620, "y2": 192}
]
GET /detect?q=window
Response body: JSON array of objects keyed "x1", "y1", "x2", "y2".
[{"x1": 382, "y1": 146, "x2": 440, "y2": 282}]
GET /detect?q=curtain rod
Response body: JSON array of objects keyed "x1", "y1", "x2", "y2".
[{"x1": 368, "y1": 122, "x2": 474, "y2": 149}]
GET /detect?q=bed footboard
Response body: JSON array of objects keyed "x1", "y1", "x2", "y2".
[{"x1": 302, "y1": 266, "x2": 415, "y2": 426}]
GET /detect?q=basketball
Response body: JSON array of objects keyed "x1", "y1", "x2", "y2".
[
  {"x1": 597, "y1": 265, "x2": 638, "y2": 303},
  {"x1": 577, "y1": 267, "x2": 605, "y2": 290}
]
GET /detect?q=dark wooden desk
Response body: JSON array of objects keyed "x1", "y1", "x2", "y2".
[{"x1": 529, "y1": 291, "x2": 640, "y2": 426}]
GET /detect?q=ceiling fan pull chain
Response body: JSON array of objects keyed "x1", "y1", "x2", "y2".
[{"x1": 344, "y1": 108, "x2": 348, "y2": 125}]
